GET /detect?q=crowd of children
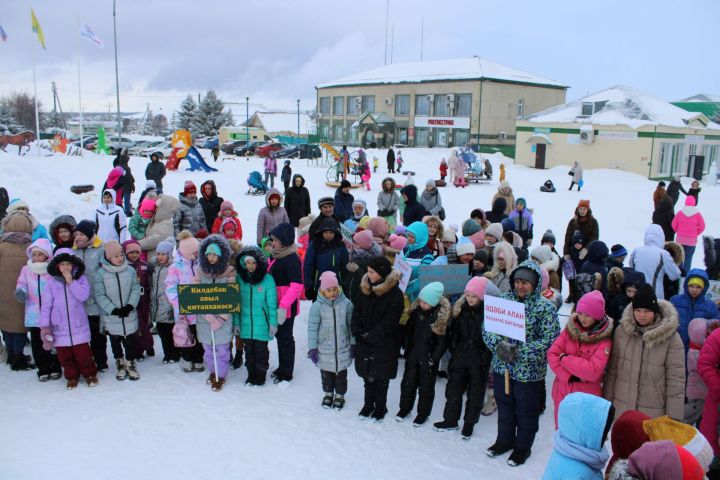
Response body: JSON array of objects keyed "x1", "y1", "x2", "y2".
[{"x1": 1, "y1": 150, "x2": 720, "y2": 477}]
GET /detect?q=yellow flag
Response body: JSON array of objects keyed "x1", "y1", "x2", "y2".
[{"x1": 31, "y1": 8, "x2": 45, "y2": 49}]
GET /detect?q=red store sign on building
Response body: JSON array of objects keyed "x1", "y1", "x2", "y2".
[{"x1": 414, "y1": 116, "x2": 470, "y2": 129}]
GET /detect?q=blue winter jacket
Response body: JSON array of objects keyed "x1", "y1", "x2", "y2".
[
  {"x1": 542, "y1": 392, "x2": 611, "y2": 480},
  {"x1": 333, "y1": 188, "x2": 354, "y2": 223},
  {"x1": 670, "y1": 269, "x2": 719, "y2": 352},
  {"x1": 303, "y1": 219, "x2": 350, "y2": 292}
]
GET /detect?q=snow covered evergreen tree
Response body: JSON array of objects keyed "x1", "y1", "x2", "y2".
[
  {"x1": 193, "y1": 89, "x2": 230, "y2": 136},
  {"x1": 0, "y1": 103, "x2": 22, "y2": 134},
  {"x1": 177, "y1": 95, "x2": 197, "y2": 133},
  {"x1": 140, "y1": 110, "x2": 154, "y2": 135},
  {"x1": 224, "y1": 108, "x2": 235, "y2": 127}
]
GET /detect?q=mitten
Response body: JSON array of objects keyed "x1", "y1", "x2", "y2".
[
  {"x1": 209, "y1": 317, "x2": 223, "y2": 331},
  {"x1": 40, "y1": 328, "x2": 54, "y2": 351},
  {"x1": 14, "y1": 288, "x2": 27, "y2": 303},
  {"x1": 277, "y1": 308, "x2": 287, "y2": 326},
  {"x1": 111, "y1": 307, "x2": 121, "y2": 316},
  {"x1": 122, "y1": 304, "x2": 135, "y2": 316},
  {"x1": 496, "y1": 340, "x2": 519, "y2": 364},
  {"x1": 305, "y1": 288, "x2": 317, "y2": 301},
  {"x1": 307, "y1": 349, "x2": 319, "y2": 364},
  {"x1": 269, "y1": 325, "x2": 278, "y2": 337}
]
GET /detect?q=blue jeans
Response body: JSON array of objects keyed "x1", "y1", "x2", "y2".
[
  {"x1": 2, "y1": 331, "x2": 27, "y2": 355},
  {"x1": 682, "y1": 245, "x2": 696, "y2": 275},
  {"x1": 123, "y1": 191, "x2": 133, "y2": 216}
]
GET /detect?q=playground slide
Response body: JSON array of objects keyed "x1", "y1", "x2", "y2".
[
  {"x1": 320, "y1": 142, "x2": 341, "y2": 159},
  {"x1": 185, "y1": 146, "x2": 218, "y2": 172}
]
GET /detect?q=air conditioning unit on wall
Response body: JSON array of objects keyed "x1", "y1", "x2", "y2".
[
  {"x1": 385, "y1": 97, "x2": 393, "y2": 105},
  {"x1": 579, "y1": 125, "x2": 594, "y2": 144},
  {"x1": 355, "y1": 96, "x2": 362, "y2": 108},
  {"x1": 498, "y1": 131, "x2": 507, "y2": 140},
  {"x1": 426, "y1": 94, "x2": 434, "y2": 103}
]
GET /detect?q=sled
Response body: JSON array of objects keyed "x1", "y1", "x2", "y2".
[
  {"x1": 325, "y1": 181, "x2": 362, "y2": 189},
  {"x1": 70, "y1": 185, "x2": 95, "y2": 195}
]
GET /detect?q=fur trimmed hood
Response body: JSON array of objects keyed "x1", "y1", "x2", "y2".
[
  {"x1": 620, "y1": 299, "x2": 679, "y2": 348},
  {"x1": 235, "y1": 246, "x2": 268, "y2": 284},
  {"x1": 664, "y1": 241, "x2": 684, "y2": 267},
  {"x1": 49, "y1": 215, "x2": 77, "y2": 245},
  {"x1": 452, "y1": 294, "x2": 483, "y2": 318},
  {"x1": 566, "y1": 313, "x2": 614, "y2": 344},
  {"x1": 360, "y1": 268, "x2": 401, "y2": 296},
  {"x1": 47, "y1": 251, "x2": 86, "y2": 280},
  {"x1": 198, "y1": 234, "x2": 233, "y2": 277},
  {"x1": 409, "y1": 295, "x2": 451, "y2": 335},
  {"x1": 489, "y1": 241, "x2": 517, "y2": 277}
]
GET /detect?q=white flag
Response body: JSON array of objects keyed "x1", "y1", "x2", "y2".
[{"x1": 80, "y1": 23, "x2": 104, "y2": 47}]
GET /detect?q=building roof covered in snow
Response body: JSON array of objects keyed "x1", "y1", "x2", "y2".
[
  {"x1": 317, "y1": 57, "x2": 567, "y2": 89},
  {"x1": 240, "y1": 111, "x2": 315, "y2": 135},
  {"x1": 522, "y1": 85, "x2": 720, "y2": 130},
  {"x1": 677, "y1": 93, "x2": 720, "y2": 103}
]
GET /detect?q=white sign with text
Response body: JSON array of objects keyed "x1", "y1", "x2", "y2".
[{"x1": 484, "y1": 295, "x2": 526, "y2": 342}]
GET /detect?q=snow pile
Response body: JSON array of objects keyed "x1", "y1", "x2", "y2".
[
  {"x1": 524, "y1": 84, "x2": 720, "y2": 130},
  {"x1": 1, "y1": 146, "x2": 718, "y2": 480},
  {"x1": 317, "y1": 57, "x2": 566, "y2": 88}
]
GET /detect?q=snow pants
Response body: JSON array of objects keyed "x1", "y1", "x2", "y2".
[
  {"x1": 203, "y1": 342, "x2": 230, "y2": 379},
  {"x1": 494, "y1": 373, "x2": 543, "y2": 451},
  {"x1": 275, "y1": 315, "x2": 296, "y2": 379},
  {"x1": 156, "y1": 322, "x2": 180, "y2": 362},
  {"x1": 363, "y1": 378, "x2": 390, "y2": 413},
  {"x1": 29, "y1": 327, "x2": 61, "y2": 377},
  {"x1": 244, "y1": 339, "x2": 269, "y2": 385},
  {"x1": 110, "y1": 333, "x2": 138, "y2": 361},
  {"x1": 88, "y1": 315, "x2": 108, "y2": 369},
  {"x1": 442, "y1": 362, "x2": 489, "y2": 425},
  {"x1": 399, "y1": 360, "x2": 437, "y2": 418},
  {"x1": 55, "y1": 343, "x2": 97, "y2": 380},
  {"x1": 321, "y1": 369, "x2": 348, "y2": 395}
]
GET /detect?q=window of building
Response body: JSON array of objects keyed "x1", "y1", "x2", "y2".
[
  {"x1": 672, "y1": 143, "x2": 686, "y2": 175},
  {"x1": 415, "y1": 128, "x2": 430, "y2": 147},
  {"x1": 347, "y1": 97, "x2": 360, "y2": 116},
  {"x1": 705, "y1": 144, "x2": 718, "y2": 172},
  {"x1": 454, "y1": 129, "x2": 469, "y2": 146},
  {"x1": 415, "y1": 95, "x2": 430, "y2": 116},
  {"x1": 397, "y1": 127, "x2": 408, "y2": 144},
  {"x1": 434, "y1": 129, "x2": 449, "y2": 147},
  {"x1": 319, "y1": 97, "x2": 330, "y2": 115},
  {"x1": 658, "y1": 142, "x2": 671, "y2": 176},
  {"x1": 434, "y1": 95, "x2": 449, "y2": 117},
  {"x1": 395, "y1": 95, "x2": 410, "y2": 116},
  {"x1": 333, "y1": 124, "x2": 344, "y2": 142},
  {"x1": 456, "y1": 94, "x2": 472, "y2": 117},
  {"x1": 333, "y1": 97, "x2": 344, "y2": 116},
  {"x1": 517, "y1": 99, "x2": 525, "y2": 118},
  {"x1": 361, "y1": 95, "x2": 375, "y2": 113}
]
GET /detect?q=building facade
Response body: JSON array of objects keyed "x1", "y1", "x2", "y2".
[
  {"x1": 315, "y1": 57, "x2": 567, "y2": 153},
  {"x1": 515, "y1": 86, "x2": 720, "y2": 180}
]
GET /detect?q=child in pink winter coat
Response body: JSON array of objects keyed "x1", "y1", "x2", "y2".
[
  {"x1": 453, "y1": 159, "x2": 467, "y2": 187},
  {"x1": 671, "y1": 196, "x2": 705, "y2": 274},
  {"x1": 685, "y1": 318, "x2": 720, "y2": 424},
  {"x1": 548, "y1": 290, "x2": 613, "y2": 428}
]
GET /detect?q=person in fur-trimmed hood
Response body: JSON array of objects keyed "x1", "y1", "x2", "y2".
[
  {"x1": 530, "y1": 244, "x2": 561, "y2": 291},
  {"x1": 49, "y1": 215, "x2": 76, "y2": 252},
  {"x1": 343, "y1": 229, "x2": 382, "y2": 305},
  {"x1": 377, "y1": 177, "x2": 401, "y2": 228},
  {"x1": 548, "y1": 291, "x2": 613, "y2": 428},
  {"x1": 194, "y1": 235, "x2": 236, "y2": 391},
  {"x1": 396, "y1": 282, "x2": 450, "y2": 426},
  {"x1": 352, "y1": 256, "x2": 405, "y2": 422},
  {"x1": 491, "y1": 181, "x2": 515, "y2": 216},
  {"x1": 602, "y1": 284, "x2": 685, "y2": 420},
  {"x1": 484, "y1": 241, "x2": 518, "y2": 294}
]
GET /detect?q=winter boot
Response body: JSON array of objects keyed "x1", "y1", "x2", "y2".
[
  {"x1": 11, "y1": 354, "x2": 32, "y2": 371},
  {"x1": 461, "y1": 423, "x2": 474, "y2": 439},
  {"x1": 433, "y1": 420, "x2": 459, "y2": 431},
  {"x1": 322, "y1": 394, "x2": 334, "y2": 409},
  {"x1": 412, "y1": 415, "x2": 428, "y2": 427},
  {"x1": 371, "y1": 408, "x2": 388, "y2": 423},
  {"x1": 50, "y1": 371, "x2": 62, "y2": 380},
  {"x1": 481, "y1": 390, "x2": 497, "y2": 416},
  {"x1": 358, "y1": 405, "x2": 374, "y2": 420},
  {"x1": 231, "y1": 352, "x2": 243, "y2": 370},
  {"x1": 486, "y1": 442, "x2": 513, "y2": 458},
  {"x1": 332, "y1": 395, "x2": 345, "y2": 410},
  {"x1": 182, "y1": 361, "x2": 194, "y2": 373},
  {"x1": 86, "y1": 376, "x2": 99, "y2": 387},
  {"x1": 126, "y1": 360, "x2": 140, "y2": 380},
  {"x1": 38, "y1": 373, "x2": 50, "y2": 382},
  {"x1": 66, "y1": 378, "x2": 79, "y2": 390},
  {"x1": 211, "y1": 377, "x2": 225, "y2": 392},
  {"x1": 192, "y1": 362, "x2": 205, "y2": 373},
  {"x1": 115, "y1": 358, "x2": 128, "y2": 381},
  {"x1": 395, "y1": 409, "x2": 411, "y2": 422},
  {"x1": 206, "y1": 373, "x2": 215, "y2": 385},
  {"x1": 507, "y1": 448, "x2": 531, "y2": 466}
]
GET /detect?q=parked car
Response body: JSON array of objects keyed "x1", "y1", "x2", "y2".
[
  {"x1": 107, "y1": 136, "x2": 137, "y2": 154},
  {"x1": 140, "y1": 140, "x2": 173, "y2": 158},
  {"x1": 221, "y1": 139, "x2": 246, "y2": 154},
  {"x1": 298, "y1": 144, "x2": 322, "y2": 159},
  {"x1": 255, "y1": 142, "x2": 287, "y2": 158},
  {"x1": 128, "y1": 140, "x2": 162, "y2": 156},
  {"x1": 70, "y1": 135, "x2": 97, "y2": 149},
  {"x1": 234, "y1": 141, "x2": 266, "y2": 157},
  {"x1": 274, "y1": 145, "x2": 300, "y2": 159}
]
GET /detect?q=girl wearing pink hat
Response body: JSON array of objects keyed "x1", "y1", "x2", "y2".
[{"x1": 547, "y1": 290, "x2": 613, "y2": 428}]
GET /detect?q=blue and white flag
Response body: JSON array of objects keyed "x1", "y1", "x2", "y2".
[
  {"x1": 80, "y1": 23, "x2": 103, "y2": 47},
  {"x1": 0, "y1": 24, "x2": 7, "y2": 42}
]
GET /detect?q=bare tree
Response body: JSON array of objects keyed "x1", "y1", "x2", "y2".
[
  {"x1": 2, "y1": 92, "x2": 43, "y2": 132},
  {"x1": 151, "y1": 114, "x2": 168, "y2": 135}
]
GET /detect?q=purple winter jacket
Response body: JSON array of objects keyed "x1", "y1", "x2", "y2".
[{"x1": 38, "y1": 252, "x2": 92, "y2": 347}]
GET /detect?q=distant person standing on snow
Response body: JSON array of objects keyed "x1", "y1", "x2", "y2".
[
  {"x1": 569, "y1": 161, "x2": 583, "y2": 191},
  {"x1": 448, "y1": 150, "x2": 459, "y2": 184},
  {"x1": 264, "y1": 154, "x2": 278, "y2": 189},
  {"x1": 387, "y1": 148, "x2": 396, "y2": 174}
]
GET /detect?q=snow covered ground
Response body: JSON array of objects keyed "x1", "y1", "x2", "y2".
[{"x1": 1, "y1": 146, "x2": 718, "y2": 480}]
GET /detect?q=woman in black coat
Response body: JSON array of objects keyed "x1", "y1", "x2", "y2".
[
  {"x1": 652, "y1": 194, "x2": 675, "y2": 242},
  {"x1": 283, "y1": 174, "x2": 311, "y2": 228},
  {"x1": 387, "y1": 148, "x2": 396, "y2": 173},
  {"x1": 351, "y1": 256, "x2": 404, "y2": 422},
  {"x1": 199, "y1": 180, "x2": 224, "y2": 232}
]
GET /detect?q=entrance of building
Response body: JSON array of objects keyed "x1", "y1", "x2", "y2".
[
  {"x1": 688, "y1": 154, "x2": 705, "y2": 180},
  {"x1": 535, "y1": 144, "x2": 546, "y2": 169}
]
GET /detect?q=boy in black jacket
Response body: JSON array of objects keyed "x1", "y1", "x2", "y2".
[{"x1": 396, "y1": 282, "x2": 449, "y2": 426}]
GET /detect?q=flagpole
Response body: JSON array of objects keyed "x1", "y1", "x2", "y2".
[
  {"x1": 32, "y1": 53, "x2": 40, "y2": 143},
  {"x1": 76, "y1": 17, "x2": 84, "y2": 157}
]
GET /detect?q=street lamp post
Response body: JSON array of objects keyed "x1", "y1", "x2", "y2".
[
  {"x1": 245, "y1": 96, "x2": 249, "y2": 157},
  {"x1": 112, "y1": 0, "x2": 121, "y2": 142},
  {"x1": 297, "y1": 99, "x2": 300, "y2": 137}
]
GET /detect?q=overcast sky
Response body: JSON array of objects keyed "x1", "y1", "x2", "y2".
[{"x1": 2, "y1": 0, "x2": 718, "y2": 118}]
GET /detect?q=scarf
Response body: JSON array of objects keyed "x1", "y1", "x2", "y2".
[
  {"x1": 27, "y1": 260, "x2": 49, "y2": 275},
  {"x1": 553, "y1": 430, "x2": 609, "y2": 472},
  {"x1": 272, "y1": 243, "x2": 298, "y2": 259}
]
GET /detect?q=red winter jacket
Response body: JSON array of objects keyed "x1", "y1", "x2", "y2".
[
  {"x1": 211, "y1": 214, "x2": 242, "y2": 241},
  {"x1": 548, "y1": 313, "x2": 613, "y2": 428},
  {"x1": 698, "y1": 328, "x2": 720, "y2": 455}
]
